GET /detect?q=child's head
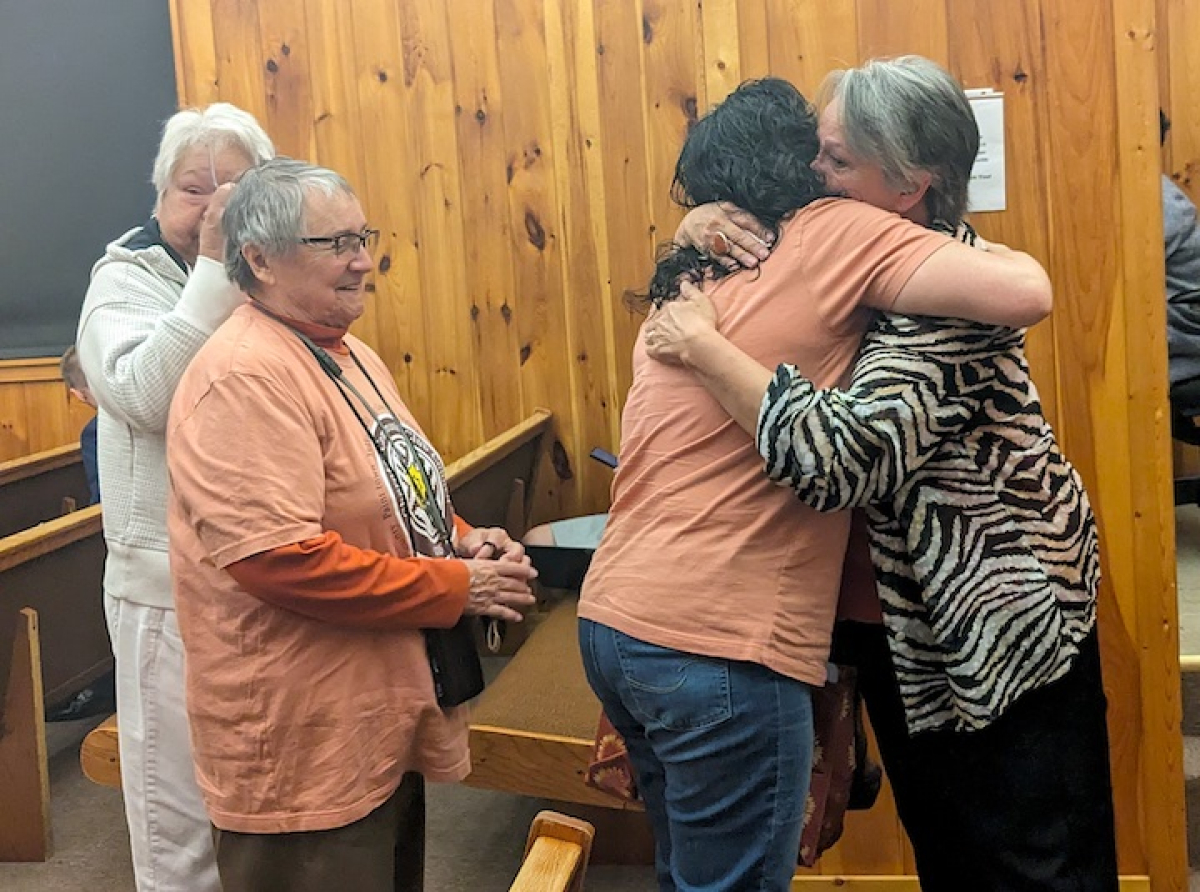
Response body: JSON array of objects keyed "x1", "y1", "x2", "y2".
[{"x1": 61, "y1": 346, "x2": 96, "y2": 408}]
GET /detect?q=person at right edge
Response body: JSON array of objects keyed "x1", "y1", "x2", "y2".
[{"x1": 656, "y1": 56, "x2": 1118, "y2": 890}]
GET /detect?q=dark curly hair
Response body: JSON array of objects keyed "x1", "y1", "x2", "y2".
[{"x1": 640, "y1": 77, "x2": 825, "y2": 308}]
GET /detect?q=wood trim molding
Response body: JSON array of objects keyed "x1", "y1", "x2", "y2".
[
  {"x1": 445, "y1": 409, "x2": 553, "y2": 490},
  {"x1": 0, "y1": 358, "x2": 62, "y2": 385},
  {"x1": 0, "y1": 505, "x2": 103, "y2": 574},
  {"x1": 0, "y1": 444, "x2": 82, "y2": 487}
]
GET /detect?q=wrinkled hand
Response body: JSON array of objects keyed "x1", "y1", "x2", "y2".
[
  {"x1": 643, "y1": 281, "x2": 718, "y2": 366},
  {"x1": 458, "y1": 526, "x2": 529, "y2": 565},
  {"x1": 674, "y1": 201, "x2": 774, "y2": 271},
  {"x1": 462, "y1": 559, "x2": 537, "y2": 623},
  {"x1": 198, "y1": 183, "x2": 236, "y2": 262}
]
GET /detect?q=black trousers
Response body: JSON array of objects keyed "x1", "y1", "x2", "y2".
[{"x1": 832, "y1": 622, "x2": 1119, "y2": 892}]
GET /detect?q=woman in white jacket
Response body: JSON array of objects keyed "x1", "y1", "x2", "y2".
[{"x1": 75, "y1": 103, "x2": 272, "y2": 892}]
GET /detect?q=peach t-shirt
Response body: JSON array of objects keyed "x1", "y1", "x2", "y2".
[
  {"x1": 167, "y1": 305, "x2": 470, "y2": 834},
  {"x1": 579, "y1": 199, "x2": 949, "y2": 685}
]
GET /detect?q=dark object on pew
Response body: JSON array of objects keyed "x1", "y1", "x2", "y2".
[
  {"x1": 45, "y1": 668, "x2": 115, "y2": 722},
  {"x1": 588, "y1": 447, "x2": 618, "y2": 469},
  {"x1": 527, "y1": 545, "x2": 594, "y2": 591}
]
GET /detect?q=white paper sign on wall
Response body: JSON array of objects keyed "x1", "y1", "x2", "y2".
[{"x1": 966, "y1": 88, "x2": 1006, "y2": 213}]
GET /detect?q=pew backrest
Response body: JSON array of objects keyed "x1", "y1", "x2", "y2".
[
  {"x1": 0, "y1": 505, "x2": 108, "y2": 721},
  {"x1": 0, "y1": 444, "x2": 91, "y2": 539},
  {"x1": 446, "y1": 409, "x2": 553, "y2": 537}
]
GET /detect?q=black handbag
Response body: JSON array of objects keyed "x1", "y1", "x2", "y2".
[{"x1": 423, "y1": 618, "x2": 485, "y2": 707}]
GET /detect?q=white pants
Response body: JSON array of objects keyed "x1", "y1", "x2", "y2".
[{"x1": 105, "y1": 593, "x2": 219, "y2": 892}]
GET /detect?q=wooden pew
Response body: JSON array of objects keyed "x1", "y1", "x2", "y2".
[
  {"x1": 0, "y1": 444, "x2": 92, "y2": 539},
  {"x1": 0, "y1": 506, "x2": 108, "y2": 717},
  {"x1": 0, "y1": 507, "x2": 108, "y2": 861},
  {"x1": 509, "y1": 811, "x2": 594, "y2": 892},
  {"x1": 80, "y1": 409, "x2": 556, "y2": 788},
  {"x1": 0, "y1": 608, "x2": 52, "y2": 861}
]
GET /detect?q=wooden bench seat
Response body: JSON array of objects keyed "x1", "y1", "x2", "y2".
[{"x1": 466, "y1": 599, "x2": 633, "y2": 810}]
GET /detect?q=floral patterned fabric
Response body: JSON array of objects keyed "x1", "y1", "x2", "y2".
[{"x1": 583, "y1": 666, "x2": 863, "y2": 866}]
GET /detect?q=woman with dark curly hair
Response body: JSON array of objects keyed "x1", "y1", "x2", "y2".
[
  {"x1": 577, "y1": 75, "x2": 1053, "y2": 892},
  {"x1": 649, "y1": 56, "x2": 1117, "y2": 891}
]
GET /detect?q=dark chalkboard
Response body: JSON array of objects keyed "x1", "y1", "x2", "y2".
[{"x1": 0, "y1": 0, "x2": 178, "y2": 359}]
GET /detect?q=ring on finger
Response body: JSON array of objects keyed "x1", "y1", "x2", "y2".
[{"x1": 710, "y1": 231, "x2": 730, "y2": 256}]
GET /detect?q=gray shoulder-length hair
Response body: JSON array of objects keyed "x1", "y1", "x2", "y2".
[
  {"x1": 818, "y1": 55, "x2": 979, "y2": 227},
  {"x1": 151, "y1": 103, "x2": 274, "y2": 205},
  {"x1": 223, "y1": 157, "x2": 355, "y2": 293}
]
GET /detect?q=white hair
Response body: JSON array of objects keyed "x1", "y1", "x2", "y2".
[
  {"x1": 818, "y1": 56, "x2": 979, "y2": 227},
  {"x1": 151, "y1": 102, "x2": 274, "y2": 202},
  {"x1": 223, "y1": 157, "x2": 355, "y2": 293}
]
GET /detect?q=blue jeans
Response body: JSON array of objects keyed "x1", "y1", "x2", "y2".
[{"x1": 579, "y1": 619, "x2": 813, "y2": 892}]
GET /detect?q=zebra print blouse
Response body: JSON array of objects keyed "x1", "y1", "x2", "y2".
[{"x1": 757, "y1": 314, "x2": 1100, "y2": 734}]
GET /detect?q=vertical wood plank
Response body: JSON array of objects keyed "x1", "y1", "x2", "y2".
[
  {"x1": 545, "y1": 0, "x2": 623, "y2": 514},
  {"x1": 395, "y1": 0, "x2": 484, "y2": 458},
  {"x1": 764, "y1": 0, "x2": 858, "y2": 97},
  {"x1": 209, "y1": 0, "x2": 269, "y2": 124},
  {"x1": 1113, "y1": 1, "x2": 1187, "y2": 886},
  {"x1": 699, "y1": 0, "x2": 743, "y2": 106},
  {"x1": 593, "y1": 0, "x2": 656, "y2": 413},
  {"x1": 855, "y1": 0, "x2": 949, "y2": 65},
  {"x1": 1164, "y1": 0, "x2": 1200, "y2": 199},
  {"x1": 348, "y1": 0, "x2": 432, "y2": 422},
  {"x1": 946, "y1": 0, "x2": 1060, "y2": 427},
  {"x1": 256, "y1": 0, "x2": 316, "y2": 160},
  {"x1": 444, "y1": 0, "x2": 524, "y2": 441},
  {"x1": 1040, "y1": 0, "x2": 1144, "y2": 872},
  {"x1": 168, "y1": 0, "x2": 220, "y2": 106}
]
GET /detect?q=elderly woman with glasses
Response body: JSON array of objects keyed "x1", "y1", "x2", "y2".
[
  {"x1": 165, "y1": 158, "x2": 537, "y2": 892},
  {"x1": 75, "y1": 101, "x2": 273, "y2": 892}
]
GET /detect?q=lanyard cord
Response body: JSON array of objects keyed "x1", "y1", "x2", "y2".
[{"x1": 249, "y1": 302, "x2": 454, "y2": 554}]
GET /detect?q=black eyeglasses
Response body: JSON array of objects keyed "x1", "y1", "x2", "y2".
[{"x1": 298, "y1": 228, "x2": 380, "y2": 256}]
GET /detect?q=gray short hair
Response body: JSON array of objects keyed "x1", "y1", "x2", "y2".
[
  {"x1": 152, "y1": 103, "x2": 274, "y2": 200},
  {"x1": 818, "y1": 56, "x2": 979, "y2": 227},
  {"x1": 223, "y1": 158, "x2": 355, "y2": 293}
]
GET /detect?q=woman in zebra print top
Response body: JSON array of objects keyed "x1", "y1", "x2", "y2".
[{"x1": 651, "y1": 57, "x2": 1119, "y2": 891}]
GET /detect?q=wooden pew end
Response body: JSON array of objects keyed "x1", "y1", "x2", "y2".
[{"x1": 510, "y1": 810, "x2": 594, "y2": 892}]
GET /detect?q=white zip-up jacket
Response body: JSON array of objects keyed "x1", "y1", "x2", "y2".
[{"x1": 77, "y1": 221, "x2": 244, "y2": 609}]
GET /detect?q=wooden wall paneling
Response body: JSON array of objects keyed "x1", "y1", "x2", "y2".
[
  {"x1": 348, "y1": 0, "x2": 433, "y2": 425},
  {"x1": 543, "y1": 0, "x2": 622, "y2": 517},
  {"x1": 1113, "y1": 0, "x2": 1188, "y2": 885},
  {"x1": 257, "y1": 0, "x2": 318, "y2": 161},
  {"x1": 699, "y1": 0, "x2": 743, "y2": 106},
  {"x1": 168, "y1": 0, "x2": 220, "y2": 106},
  {"x1": 1041, "y1": 0, "x2": 1145, "y2": 872},
  {"x1": 444, "y1": 0, "x2": 524, "y2": 444},
  {"x1": 301, "y1": 0, "x2": 381, "y2": 351},
  {"x1": 591, "y1": 0, "x2": 657, "y2": 470},
  {"x1": 1163, "y1": 0, "x2": 1200, "y2": 199},
  {"x1": 732, "y1": 0, "x2": 769, "y2": 85},
  {"x1": 396, "y1": 0, "x2": 484, "y2": 460},
  {"x1": 946, "y1": 0, "x2": 1061, "y2": 427},
  {"x1": 0, "y1": 385, "x2": 31, "y2": 463},
  {"x1": 854, "y1": 0, "x2": 949, "y2": 66},
  {"x1": 209, "y1": 0, "x2": 269, "y2": 126},
  {"x1": 763, "y1": 0, "x2": 858, "y2": 98},
  {"x1": 20, "y1": 384, "x2": 73, "y2": 460},
  {"x1": 641, "y1": 0, "x2": 702, "y2": 255}
]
